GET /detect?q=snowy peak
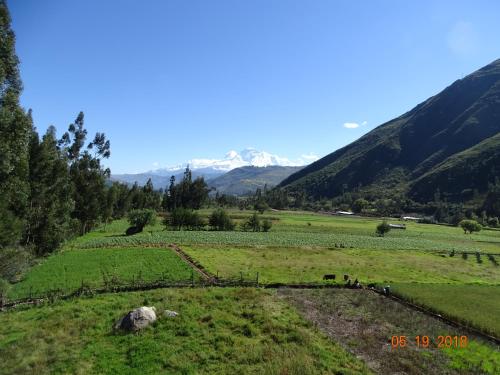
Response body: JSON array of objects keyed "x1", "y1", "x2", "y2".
[{"x1": 156, "y1": 148, "x2": 318, "y2": 173}]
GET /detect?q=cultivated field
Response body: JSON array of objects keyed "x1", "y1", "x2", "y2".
[
  {"x1": 7, "y1": 247, "x2": 197, "y2": 300},
  {"x1": 391, "y1": 283, "x2": 500, "y2": 337},
  {"x1": 4, "y1": 209, "x2": 499, "y2": 374},
  {"x1": 280, "y1": 288, "x2": 500, "y2": 375}
]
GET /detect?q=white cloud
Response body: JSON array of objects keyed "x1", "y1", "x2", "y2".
[
  {"x1": 361, "y1": 121, "x2": 368, "y2": 126},
  {"x1": 152, "y1": 162, "x2": 159, "y2": 167},
  {"x1": 447, "y1": 21, "x2": 478, "y2": 56},
  {"x1": 343, "y1": 122, "x2": 360, "y2": 129}
]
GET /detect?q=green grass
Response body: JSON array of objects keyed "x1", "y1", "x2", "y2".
[
  {"x1": 8, "y1": 247, "x2": 196, "y2": 300},
  {"x1": 182, "y1": 245, "x2": 500, "y2": 285},
  {"x1": 391, "y1": 283, "x2": 500, "y2": 338},
  {"x1": 71, "y1": 211, "x2": 500, "y2": 254},
  {"x1": 0, "y1": 288, "x2": 370, "y2": 375}
]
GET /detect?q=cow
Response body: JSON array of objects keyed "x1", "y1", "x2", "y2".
[
  {"x1": 323, "y1": 274, "x2": 336, "y2": 280},
  {"x1": 343, "y1": 274, "x2": 349, "y2": 281}
]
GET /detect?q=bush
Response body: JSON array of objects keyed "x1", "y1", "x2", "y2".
[
  {"x1": 487, "y1": 217, "x2": 499, "y2": 228},
  {"x1": 352, "y1": 199, "x2": 368, "y2": 214},
  {"x1": 127, "y1": 209, "x2": 156, "y2": 232},
  {"x1": 208, "y1": 209, "x2": 235, "y2": 231},
  {"x1": 0, "y1": 278, "x2": 11, "y2": 300},
  {"x1": 376, "y1": 221, "x2": 391, "y2": 237},
  {"x1": 241, "y1": 213, "x2": 261, "y2": 232},
  {"x1": 262, "y1": 219, "x2": 272, "y2": 232},
  {"x1": 459, "y1": 219, "x2": 482, "y2": 234},
  {"x1": 165, "y1": 208, "x2": 205, "y2": 230}
]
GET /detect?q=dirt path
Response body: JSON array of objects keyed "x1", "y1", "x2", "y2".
[{"x1": 168, "y1": 244, "x2": 216, "y2": 282}]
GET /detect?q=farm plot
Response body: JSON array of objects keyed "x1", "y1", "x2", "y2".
[
  {"x1": 279, "y1": 288, "x2": 500, "y2": 375},
  {"x1": 8, "y1": 247, "x2": 197, "y2": 300},
  {"x1": 391, "y1": 283, "x2": 500, "y2": 338},
  {"x1": 181, "y1": 246, "x2": 500, "y2": 285},
  {"x1": 0, "y1": 288, "x2": 370, "y2": 375}
]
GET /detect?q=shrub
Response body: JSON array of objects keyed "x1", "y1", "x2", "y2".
[
  {"x1": 208, "y1": 209, "x2": 235, "y2": 231},
  {"x1": 127, "y1": 209, "x2": 156, "y2": 232},
  {"x1": 262, "y1": 219, "x2": 272, "y2": 232},
  {"x1": 242, "y1": 213, "x2": 261, "y2": 232},
  {"x1": 376, "y1": 221, "x2": 391, "y2": 237},
  {"x1": 0, "y1": 278, "x2": 10, "y2": 301},
  {"x1": 459, "y1": 219, "x2": 482, "y2": 234},
  {"x1": 165, "y1": 208, "x2": 205, "y2": 231},
  {"x1": 487, "y1": 217, "x2": 499, "y2": 228},
  {"x1": 352, "y1": 198, "x2": 368, "y2": 214}
]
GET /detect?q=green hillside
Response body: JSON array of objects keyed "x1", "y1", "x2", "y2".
[
  {"x1": 279, "y1": 59, "x2": 500, "y2": 202},
  {"x1": 208, "y1": 166, "x2": 302, "y2": 196}
]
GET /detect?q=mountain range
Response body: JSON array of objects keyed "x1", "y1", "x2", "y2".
[
  {"x1": 279, "y1": 58, "x2": 500, "y2": 203},
  {"x1": 111, "y1": 148, "x2": 316, "y2": 194}
]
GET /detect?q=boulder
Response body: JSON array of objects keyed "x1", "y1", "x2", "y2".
[
  {"x1": 164, "y1": 310, "x2": 178, "y2": 317},
  {"x1": 115, "y1": 306, "x2": 157, "y2": 332}
]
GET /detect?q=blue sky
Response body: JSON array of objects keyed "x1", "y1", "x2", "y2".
[{"x1": 10, "y1": 0, "x2": 500, "y2": 174}]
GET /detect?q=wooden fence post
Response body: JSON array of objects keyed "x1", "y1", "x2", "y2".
[{"x1": 256, "y1": 272, "x2": 259, "y2": 287}]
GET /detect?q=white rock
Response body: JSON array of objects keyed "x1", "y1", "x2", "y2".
[
  {"x1": 115, "y1": 306, "x2": 157, "y2": 332},
  {"x1": 164, "y1": 310, "x2": 178, "y2": 317}
]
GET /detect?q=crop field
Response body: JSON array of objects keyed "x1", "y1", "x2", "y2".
[
  {"x1": 72, "y1": 211, "x2": 500, "y2": 254},
  {"x1": 391, "y1": 283, "x2": 500, "y2": 337},
  {"x1": 280, "y1": 288, "x2": 500, "y2": 375},
  {"x1": 7, "y1": 247, "x2": 197, "y2": 300},
  {"x1": 182, "y1": 246, "x2": 500, "y2": 285},
  {"x1": 0, "y1": 288, "x2": 369, "y2": 375}
]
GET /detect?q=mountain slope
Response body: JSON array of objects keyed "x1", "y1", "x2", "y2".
[
  {"x1": 279, "y1": 59, "x2": 500, "y2": 202},
  {"x1": 208, "y1": 166, "x2": 302, "y2": 196}
]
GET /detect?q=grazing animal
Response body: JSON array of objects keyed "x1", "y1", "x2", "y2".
[
  {"x1": 126, "y1": 226, "x2": 141, "y2": 236},
  {"x1": 323, "y1": 274, "x2": 336, "y2": 280},
  {"x1": 343, "y1": 274, "x2": 349, "y2": 281},
  {"x1": 367, "y1": 283, "x2": 376, "y2": 289}
]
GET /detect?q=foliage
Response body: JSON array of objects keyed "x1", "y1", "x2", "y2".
[
  {"x1": 352, "y1": 198, "x2": 369, "y2": 214},
  {"x1": 375, "y1": 221, "x2": 391, "y2": 236},
  {"x1": 165, "y1": 208, "x2": 205, "y2": 231},
  {"x1": 208, "y1": 209, "x2": 235, "y2": 231},
  {"x1": 487, "y1": 217, "x2": 499, "y2": 228},
  {"x1": 162, "y1": 167, "x2": 210, "y2": 211},
  {"x1": 127, "y1": 209, "x2": 156, "y2": 231},
  {"x1": 459, "y1": 219, "x2": 482, "y2": 234},
  {"x1": 241, "y1": 212, "x2": 261, "y2": 232},
  {"x1": 262, "y1": 219, "x2": 272, "y2": 232}
]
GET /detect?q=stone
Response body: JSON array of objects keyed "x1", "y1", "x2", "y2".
[
  {"x1": 115, "y1": 306, "x2": 157, "y2": 332},
  {"x1": 164, "y1": 310, "x2": 179, "y2": 317}
]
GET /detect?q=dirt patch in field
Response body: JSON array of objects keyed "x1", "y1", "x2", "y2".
[{"x1": 278, "y1": 288, "x2": 491, "y2": 375}]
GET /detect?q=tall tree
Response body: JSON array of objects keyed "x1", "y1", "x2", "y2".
[
  {"x1": 26, "y1": 126, "x2": 73, "y2": 254},
  {"x1": 59, "y1": 112, "x2": 111, "y2": 234},
  {"x1": 0, "y1": 1, "x2": 32, "y2": 246}
]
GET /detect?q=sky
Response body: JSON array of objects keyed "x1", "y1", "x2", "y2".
[{"x1": 9, "y1": 0, "x2": 500, "y2": 174}]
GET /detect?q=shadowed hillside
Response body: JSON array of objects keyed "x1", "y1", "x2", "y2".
[{"x1": 279, "y1": 59, "x2": 500, "y2": 202}]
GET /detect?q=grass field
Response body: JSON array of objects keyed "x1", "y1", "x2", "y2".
[
  {"x1": 280, "y1": 288, "x2": 500, "y2": 375},
  {"x1": 0, "y1": 288, "x2": 370, "y2": 375},
  {"x1": 182, "y1": 245, "x2": 500, "y2": 285},
  {"x1": 71, "y1": 211, "x2": 500, "y2": 254},
  {"x1": 7, "y1": 247, "x2": 197, "y2": 300},
  {"x1": 391, "y1": 283, "x2": 500, "y2": 337}
]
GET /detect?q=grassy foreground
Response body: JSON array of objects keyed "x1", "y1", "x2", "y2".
[
  {"x1": 391, "y1": 283, "x2": 500, "y2": 337},
  {"x1": 0, "y1": 288, "x2": 370, "y2": 375}
]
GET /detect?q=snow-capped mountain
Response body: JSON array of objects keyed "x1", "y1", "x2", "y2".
[
  {"x1": 111, "y1": 148, "x2": 318, "y2": 188},
  {"x1": 152, "y1": 148, "x2": 317, "y2": 175}
]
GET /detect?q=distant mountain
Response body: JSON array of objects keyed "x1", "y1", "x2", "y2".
[
  {"x1": 207, "y1": 166, "x2": 303, "y2": 196},
  {"x1": 279, "y1": 59, "x2": 500, "y2": 203},
  {"x1": 112, "y1": 148, "x2": 317, "y2": 188}
]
